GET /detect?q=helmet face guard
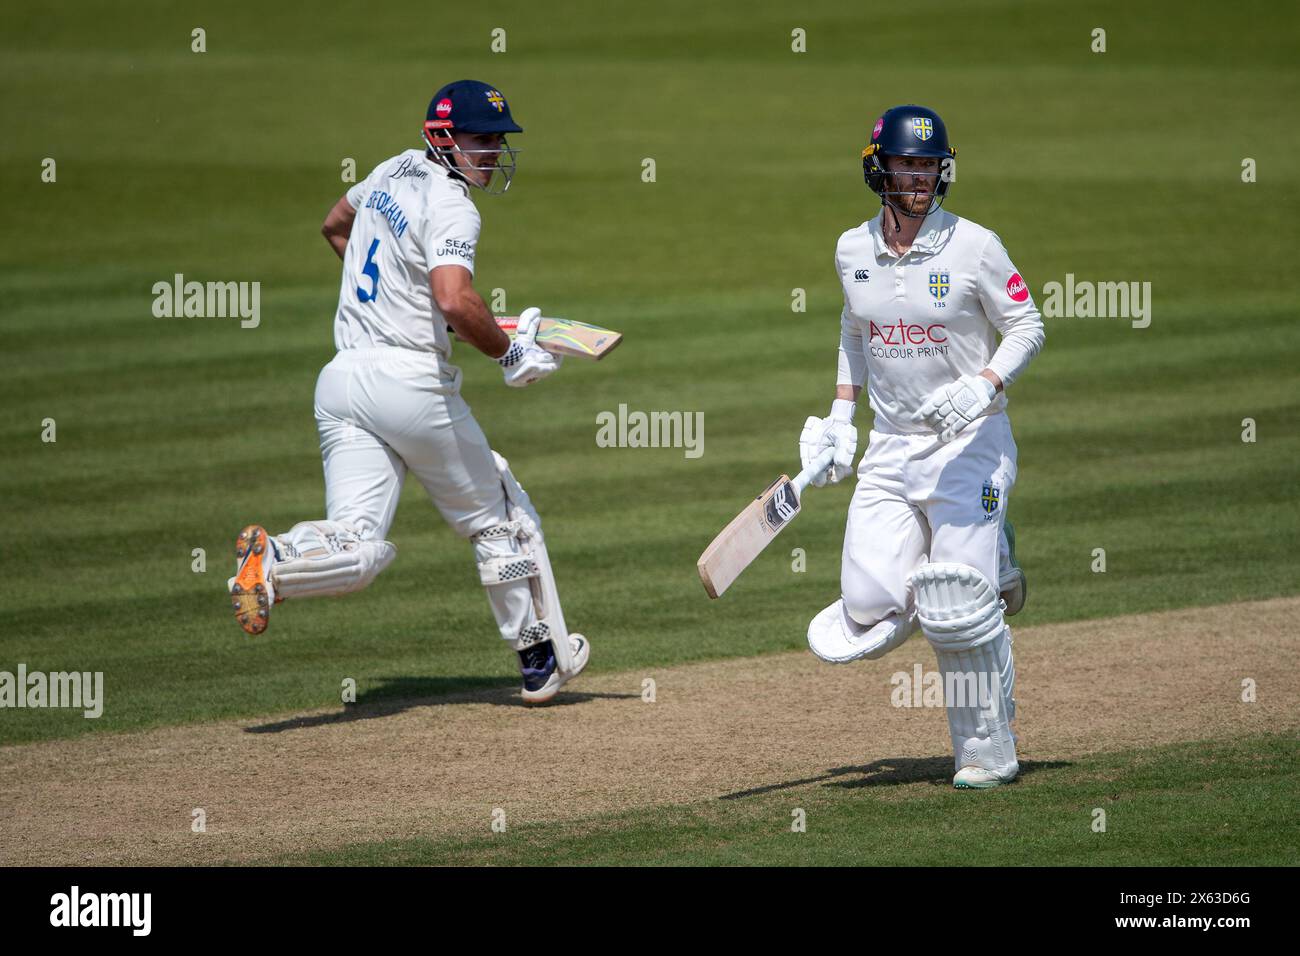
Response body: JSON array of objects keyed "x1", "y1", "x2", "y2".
[
  {"x1": 863, "y1": 144, "x2": 953, "y2": 219},
  {"x1": 423, "y1": 121, "x2": 520, "y2": 195},
  {"x1": 423, "y1": 81, "x2": 524, "y2": 196},
  {"x1": 862, "y1": 106, "x2": 956, "y2": 222}
]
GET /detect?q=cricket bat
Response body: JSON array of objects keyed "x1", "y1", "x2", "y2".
[
  {"x1": 697, "y1": 447, "x2": 837, "y2": 599},
  {"x1": 450, "y1": 316, "x2": 623, "y2": 360}
]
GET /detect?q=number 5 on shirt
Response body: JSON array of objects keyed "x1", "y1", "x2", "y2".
[{"x1": 357, "y1": 238, "x2": 380, "y2": 302}]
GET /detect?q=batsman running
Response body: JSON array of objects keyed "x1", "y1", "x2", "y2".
[
  {"x1": 802, "y1": 105, "x2": 1044, "y2": 788},
  {"x1": 227, "y1": 80, "x2": 590, "y2": 704}
]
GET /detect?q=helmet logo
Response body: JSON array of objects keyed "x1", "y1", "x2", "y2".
[
  {"x1": 910, "y1": 116, "x2": 934, "y2": 141},
  {"x1": 435, "y1": 98, "x2": 453, "y2": 118},
  {"x1": 486, "y1": 90, "x2": 506, "y2": 112},
  {"x1": 872, "y1": 117, "x2": 884, "y2": 141}
]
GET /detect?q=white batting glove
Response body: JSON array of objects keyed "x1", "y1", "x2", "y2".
[
  {"x1": 499, "y1": 307, "x2": 561, "y2": 388},
  {"x1": 799, "y1": 399, "x2": 858, "y2": 488},
  {"x1": 916, "y1": 374, "x2": 997, "y2": 443}
]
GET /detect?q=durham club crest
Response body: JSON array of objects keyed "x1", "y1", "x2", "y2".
[
  {"x1": 911, "y1": 116, "x2": 934, "y2": 141},
  {"x1": 928, "y1": 271, "x2": 950, "y2": 300}
]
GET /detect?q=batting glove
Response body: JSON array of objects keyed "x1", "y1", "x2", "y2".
[
  {"x1": 916, "y1": 374, "x2": 997, "y2": 443},
  {"x1": 500, "y1": 307, "x2": 561, "y2": 388},
  {"x1": 799, "y1": 399, "x2": 858, "y2": 488}
]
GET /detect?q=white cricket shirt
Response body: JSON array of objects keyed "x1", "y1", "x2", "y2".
[
  {"x1": 333, "y1": 149, "x2": 481, "y2": 356},
  {"x1": 835, "y1": 208, "x2": 1045, "y2": 434}
]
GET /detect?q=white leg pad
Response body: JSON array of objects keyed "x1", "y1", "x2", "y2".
[
  {"x1": 808, "y1": 600, "x2": 916, "y2": 663},
  {"x1": 473, "y1": 452, "x2": 575, "y2": 672},
  {"x1": 911, "y1": 562, "x2": 1018, "y2": 778},
  {"x1": 270, "y1": 520, "x2": 396, "y2": 599}
]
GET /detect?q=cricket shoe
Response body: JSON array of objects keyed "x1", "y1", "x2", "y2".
[
  {"x1": 998, "y1": 519, "x2": 1027, "y2": 616},
  {"x1": 518, "y1": 634, "x2": 590, "y2": 706},
  {"x1": 953, "y1": 766, "x2": 1017, "y2": 789},
  {"x1": 229, "y1": 524, "x2": 279, "y2": 635}
]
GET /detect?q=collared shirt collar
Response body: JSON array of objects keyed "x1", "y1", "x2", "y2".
[
  {"x1": 420, "y1": 148, "x2": 472, "y2": 195},
  {"x1": 870, "y1": 207, "x2": 954, "y2": 259}
]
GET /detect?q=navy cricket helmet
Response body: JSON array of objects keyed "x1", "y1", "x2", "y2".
[
  {"x1": 862, "y1": 105, "x2": 956, "y2": 220},
  {"x1": 423, "y1": 80, "x2": 523, "y2": 194}
]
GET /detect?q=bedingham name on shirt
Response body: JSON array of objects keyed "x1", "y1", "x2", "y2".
[{"x1": 363, "y1": 189, "x2": 409, "y2": 239}]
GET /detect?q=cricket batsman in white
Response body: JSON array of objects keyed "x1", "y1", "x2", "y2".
[
  {"x1": 802, "y1": 105, "x2": 1044, "y2": 787},
  {"x1": 227, "y1": 80, "x2": 589, "y2": 705}
]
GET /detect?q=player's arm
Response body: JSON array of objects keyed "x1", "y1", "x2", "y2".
[
  {"x1": 976, "y1": 233, "x2": 1045, "y2": 389},
  {"x1": 799, "y1": 258, "x2": 864, "y2": 486},
  {"x1": 916, "y1": 234, "x2": 1043, "y2": 441},
  {"x1": 836, "y1": 318, "x2": 864, "y2": 403},
  {"x1": 321, "y1": 195, "x2": 357, "y2": 261},
  {"x1": 431, "y1": 264, "x2": 511, "y2": 358},
  {"x1": 833, "y1": 243, "x2": 867, "y2": 407},
  {"x1": 426, "y1": 198, "x2": 559, "y2": 387},
  {"x1": 806, "y1": 307, "x2": 861, "y2": 478}
]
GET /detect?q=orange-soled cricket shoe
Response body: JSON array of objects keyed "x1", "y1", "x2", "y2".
[{"x1": 229, "y1": 524, "x2": 277, "y2": 635}]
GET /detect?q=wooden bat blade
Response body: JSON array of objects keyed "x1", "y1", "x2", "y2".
[
  {"x1": 496, "y1": 316, "x2": 623, "y2": 360},
  {"x1": 697, "y1": 474, "x2": 802, "y2": 599},
  {"x1": 448, "y1": 316, "x2": 623, "y2": 360}
]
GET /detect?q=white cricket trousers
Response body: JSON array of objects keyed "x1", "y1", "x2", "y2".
[
  {"x1": 841, "y1": 411, "x2": 1017, "y2": 626},
  {"x1": 314, "y1": 347, "x2": 508, "y2": 541}
]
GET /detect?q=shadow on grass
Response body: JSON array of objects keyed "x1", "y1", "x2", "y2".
[
  {"x1": 718, "y1": 757, "x2": 1070, "y2": 799},
  {"x1": 243, "y1": 675, "x2": 637, "y2": 734}
]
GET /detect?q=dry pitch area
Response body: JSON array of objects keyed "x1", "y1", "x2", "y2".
[{"x1": 1, "y1": 597, "x2": 1295, "y2": 865}]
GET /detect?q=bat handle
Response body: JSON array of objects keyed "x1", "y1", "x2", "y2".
[{"x1": 793, "y1": 447, "x2": 838, "y2": 497}]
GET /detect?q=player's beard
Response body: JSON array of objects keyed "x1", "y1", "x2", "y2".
[{"x1": 889, "y1": 175, "x2": 934, "y2": 218}]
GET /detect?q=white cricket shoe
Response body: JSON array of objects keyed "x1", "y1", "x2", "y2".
[
  {"x1": 519, "y1": 634, "x2": 590, "y2": 705},
  {"x1": 953, "y1": 766, "x2": 1017, "y2": 789},
  {"x1": 228, "y1": 524, "x2": 278, "y2": 635}
]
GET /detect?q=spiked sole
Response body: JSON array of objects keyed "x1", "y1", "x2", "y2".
[{"x1": 231, "y1": 525, "x2": 272, "y2": 635}]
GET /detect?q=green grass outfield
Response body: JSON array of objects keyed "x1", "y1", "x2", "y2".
[
  {"x1": 1, "y1": 1, "x2": 1298, "y2": 864},
  {"x1": 277, "y1": 735, "x2": 1300, "y2": 867}
]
